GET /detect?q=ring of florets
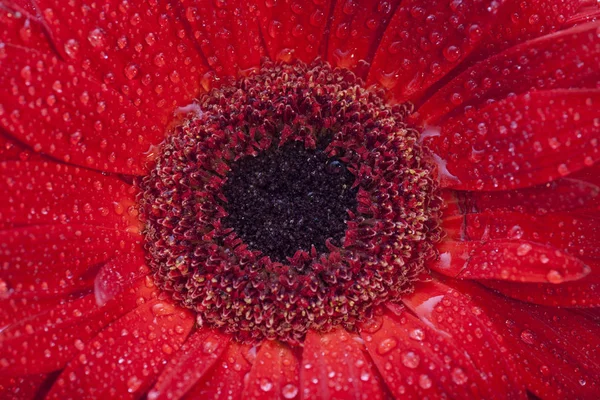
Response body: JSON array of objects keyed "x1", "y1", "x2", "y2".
[{"x1": 139, "y1": 60, "x2": 442, "y2": 343}]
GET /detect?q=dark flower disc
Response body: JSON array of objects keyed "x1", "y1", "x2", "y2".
[
  {"x1": 222, "y1": 139, "x2": 358, "y2": 262},
  {"x1": 139, "y1": 60, "x2": 443, "y2": 343}
]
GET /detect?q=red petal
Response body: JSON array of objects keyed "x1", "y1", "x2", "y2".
[
  {"x1": 35, "y1": 0, "x2": 208, "y2": 126},
  {"x1": 0, "y1": 3, "x2": 51, "y2": 52},
  {"x1": 360, "y1": 308, "x2": 485, "y2": 398},
  {"x1": 326, "y1": 0, "x2": 401, "y2": 78},
  {"x1": 0, "y1": 134, "x2": 39, "y2": 162},
  {"x1": 566, "y1": 3, "x2": 600, "y2": 27},
  {"x1": 94, "y1": 249, "x2": 149, "y2": 307},
  {"x1": 148, "y1": 329, "x2": 230, "y2": 400},
  {"x1": 451, "y1": 177, "x2": 600, "y2": 215},
  {"x1": 424, "y1": 89, "x2": 600, "y2": 191},
  {"x1": 184, "y1": 341, "x2": 252, "y2": 400},
  {"x1": 0, "y1": 278, "x2": 157, "y2": 376},
  {"x1": 576, "y1": 308, "x2": 600, "y2": 323},
  {"x1": 367, "y1": 0, "x2": 504, "y2": 102},
  {"x1": 178, "y1": 0, "x2": 263, "y2": 77},
  {"x1": 6, "y1": 0, "x2": 38, "y2": 15},
  {"x1": 0, "y1": 225, "x2": 140, "y2": 298},
  {"x1": 243, "y1": 340, "x2": 300, "y2": 400},
  {"x1": 0, "y1": 47, "x2": 161, "y2": 174},
  {"x1": 417, "y1": 22, "x2": 600, "y2": 125},
  {"x1": 301, "y1": 328, "x2": 386, "y2": 400},
  {"x1": 455, "y1": 280, "x2": 600, "y2": 399},
  {"x1": 0, "y1": 296, "x2": 64, "y2": 328},
  {"x1": 444, "y1": 211, "x2": 600, "y2": 261},
  {"x1": 468, "y1": 0, "x2": 581, "y2": 63},
  {"x1": 570, "y1": 162, "x2": 600, "y2": 192},
  {"x1": 0, "y1": 161, "x2": 140, "y2": 230},
  {"x1": 46, "y1": 298, "x2": 194, "y2": 400},
  {"x1": 431, "y1": 239, "x2": 590, "y2": 283},
  {"x1": 256, "y1": 0, "x2": 334, "y2": 63},
  {"x1": 483, "y1": 264, "x2": 600, "y2": 307},
  {"x1": 0, "y1": 373, "x2": 48, "y2": 400},
  {"x1": 401, "y1": 279, "x2": 525, "y2": 399}
]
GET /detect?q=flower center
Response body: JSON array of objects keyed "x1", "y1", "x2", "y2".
[
  {"x1": 222, "y1": 140, "x2": 357, "y2": 262},
  {"x1": 138, "y1": 60, "x2": 442, "y2": 343}
]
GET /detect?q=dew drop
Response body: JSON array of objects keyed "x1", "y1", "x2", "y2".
[
  {"x1": 359, "y1": 370, "x2": 370, "y2": 382},
  {"x1": 409, "y1": 328, "x2": 425, "y2": 341},
  {"x1": 169, "y1": 71, "x2": 181, "y2": 83},
  {"x1": 528, "y1": 14, "x2": 540, "y2": 25},
  {"x1": 451, "y1": 367, "x2": 468, "y2": 385},
  {"x1": 419, "y1": 374, "x2": 432, "y2": 389},
  {"x1": 376, "y1": 337, "x2": 398, "y2": 355},
  {"x1": 151, "y1": 302, "x2": 175, "y2": 316},
  {"x1": 268, "y1": 20, "x2": 282, "y2": 39},
  {"x1": 546, "y1": 270, "x2": 563, "y2": 284},
  {"x1": 124, "y1": 63, "x2": 139, "y2": 80},
  {"x1": 557, "y1": 163, "x2": 569, "y2": 176},
  {"x1": 202, "y1": 340, "x2": 218, "y2": 354},
  {"x1": 401, "y1": 351, "x2": 420, "y2": 369},
  {"x1": 516, "y1": 243, "x2": 532, "y2": 256},
  {"x1": 20, "y1": 66, "x2": 32, "y2": 83},
  {"x1": 443, "y1": 45, "x2": 461, "y2": 62},
  {"x1": 282, "y1": 383, "x2": 298, "y2": 399},
  {"x1": 127, "y1": 376, "x2": 142, "y2": 393},
  {"x1": 468, "y1": 24, "x2": 482, "y2": 41},
  {"x1": 343, "y1": 0, "x2": 358, "y2": 15},
  {"x1": 520, "y1": 329, "x2": 536, "y2": 345},
  {"x1": 361, "y1": 316, "x2": 383, "y2": 333},
  {"x1": 154, "y1": 53, "x2": 166, "y2": 67},
  {"x1": 145, "y1": 33, "x2": 157, "y2": 46},
  {"x1": 260, "y1": 377, "x2": 273, "y2": 392},
  {"x1": 64, "y1": 39, "x2": 80, "y2": 58},
  {"x1": 87, "y1": 28, "x2": 107, "y2": 49},
  {"x1": 130, "y1": 13, "x2": 141, "y2": 26},
  {"x1": 117, "y1": 36, "x2": 128, "y2": 49},
  {"x1": 309, "y1": 10, "x2": 324, "y2": 27}
]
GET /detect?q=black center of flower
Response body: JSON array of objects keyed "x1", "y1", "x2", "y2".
[
  {"x1": 139, "y1": 60, "x2": 442, "y2": 344},
  {"x1": 222, "y1": 141, "x2": 357, "y2": 262}
]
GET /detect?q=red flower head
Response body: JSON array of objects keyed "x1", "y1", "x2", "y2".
[{"x1": 1, "y1": 0, "x2": 599, "y2": 399}]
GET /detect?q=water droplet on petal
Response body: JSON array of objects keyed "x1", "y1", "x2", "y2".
[
  {"x1": 516, "y1": 243, "x2": 532, "y2": 256},
  {"x1": 87, "y1": 28, "x2": 107, "y2": 49},
  {"x1": 520, "y1": 329, "x2": 536, "y2": 345},
  {"x1": 409, "y1": 328, "x2": 424, "y2": 341},
  {"x1": 546, "y1": 270, "x2": 563, "y2": 283},
  {"x1": 401, "y1": 351, "x2": 420, "y2": 369},
  {"x1": 151, "y1": 302, "x2": 175, "y2": 316},
  {"x1": 377, "y1": 337, "x2": 398, "y2": 355},
  {"x1": 154, "y1": 53, "x2": 166, "y2": 68},
  {"x1": 419, "y1": 374, "x2": 432, "y2": 389},
  {"x1": 64, "y1": 39, "x2": 80, "y2": 58},
  {"x1": 127, "y1": 376, "x2": 142, "y2": 393},
  {"x1": 260, "y1": 377, "x2": 273, "y2": 392},
  {"x1": 451, "y1": 367, "x2": 468, "y2": 385},
  {"x1": 124, "y1": 64, "x2": 139, "y2": 80},
  {"x1": 282, "y1": 383, "x2": 298, "y2": 398}
]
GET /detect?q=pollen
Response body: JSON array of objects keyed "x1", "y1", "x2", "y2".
[{"x1": 138, "y1": 60, "x2": 442, "y2": 343}]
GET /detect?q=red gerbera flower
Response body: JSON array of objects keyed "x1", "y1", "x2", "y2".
[{"x1": 1, "y1": 0, "x2": 599, "y2": 398}]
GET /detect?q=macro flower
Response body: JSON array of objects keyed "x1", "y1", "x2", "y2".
[{"x1": 0, "y1": 0, "x2": 599, "y2": 398}]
